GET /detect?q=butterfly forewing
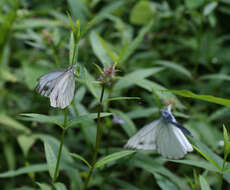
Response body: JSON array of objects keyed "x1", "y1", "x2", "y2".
[
  {"x1": 36, "y1": 66, "x2": 75, "y2": 109},
  {"x1": 36, "y1": 69, "x2": 66, "y2": 97},
  {"x1": 124, "y1": 119, "x2": 162, "y2": 150},
  {"x1": 50, "y1": 70, "x2": 75, "y2": 109}
]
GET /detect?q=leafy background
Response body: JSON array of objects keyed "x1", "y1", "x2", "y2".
[{"x1": 1, "y1": 0, "x2": 230, "y2": 189}]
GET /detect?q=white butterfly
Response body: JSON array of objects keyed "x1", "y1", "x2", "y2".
[
  {"x1": 124, "y1": 105, "x2": 193, "y2": 159},
  {"x1": 36, "y1": 66, "x2": 75, "y2": 109}
]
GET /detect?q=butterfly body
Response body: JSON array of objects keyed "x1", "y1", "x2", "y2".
[
  {"x1": 36, "y1": 66, "x2": 75, "y2": 109},
  {"x1": 124, "y1": 105, "x2": 193, "y2": 159}
]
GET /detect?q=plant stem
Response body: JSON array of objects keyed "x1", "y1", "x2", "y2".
[
  {"x1": 71, "y1": 42, "x2": 78, "y2": 66},
  {"x1": 83, "y1": 84, "x2": 105, "y2": 190},
  {"x1": 51, "y1": 108, "x2": 68, "y2": 190},
  {"x1": 218, "y1": 155, "x2": 227, "y2": 190}
]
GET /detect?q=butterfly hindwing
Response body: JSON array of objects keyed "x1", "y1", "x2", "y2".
[{"x1": 156, "y1": 122, "x2": 193, "y2": 159}]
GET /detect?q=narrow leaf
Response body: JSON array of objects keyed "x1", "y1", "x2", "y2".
[
  {"x1": 154, "y1": 60, "x2": 192, "y2": 79},
  {"x1": 66, "y1": 113, "x2": 112, "y2": 128},
  {"x1": 54, "y1": 182, "x2": 67, "y2": 190},
  {"x1": 36, "y1": 183, "x2": 50, "y2": 190},
  {"x1": 170, "y1": 89, "x2": 230, "y2": 107},
  {"x1": 20, "y1": 113, "x2": 63, "y2": 128},
  {"x1": 90, "y1": 30, "x2": 112, "y2": 67},
  {"x1": 110, "y1": 109, "x2": 136, "y2": 136},
  {"x1": 70, "y1": 153, "x2": 91, "y2": 168},
  {"x1": 103, "y1": 97, "x2": 140, "y2": 102},
  {"x1": 44, "y1": 141, "x2": 57, "y2": 179},
  {"x1": 194, "y1": 146, "x2": 221, "y2": 171},
  {"x1": 168, "y1": 159, "x2": 220, "y2": 173},
  {"x1": 0, "y1": 164, "x2": 47, "y2": 178},
  {"x1": 0, "y1": 113, "x2": 30, "y2": 133},
  {"x1": 95, "y1": 150, "x2": 135, "y2": 168},
  {"x1": 119, "y1": 21, "x2": 153, "y2": 64},
  {"x1": 199, "y1": 175, "x2": 211, "y2": 190},
  {"x1": 153, "y1": 173, "x2": 179, "y2": 190},
  {"x1": 223, "y1": 125, "x2": 229, "y2": 156}
]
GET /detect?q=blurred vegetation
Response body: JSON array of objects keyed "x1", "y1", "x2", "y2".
[{"x1": 1, "y1": 0, "x2": 230, "y2": 189}]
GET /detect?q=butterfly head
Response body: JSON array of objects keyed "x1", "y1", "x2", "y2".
[
  {"x1": 68, "y1": 65, "x2": 75, "y2": 74},
  {"x1": 160, "y1": 105, "x2": 176, "y2": 123}
]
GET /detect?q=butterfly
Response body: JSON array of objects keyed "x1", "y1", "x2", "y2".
[
  {"x1": 124, "y1": 105, "x2": 193, "y2": 159},
  {"x1": 36, "y1": 66, "x2": 75, "y2": 109}
]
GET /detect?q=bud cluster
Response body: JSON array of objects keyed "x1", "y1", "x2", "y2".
[{"x1": 98, "y1": 66, "x2": 117, "y2": 85}]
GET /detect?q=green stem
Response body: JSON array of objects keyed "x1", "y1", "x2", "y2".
[
  {"x1": 218, "y1": 155, "x2": 227, "y2": 190},
  {"x1": 53, "y1": 47, "x2": 60, "y2": 68},
  {"x1": 71, "y1": 42, "x2": 78, "y2": 66},
  {"x1": 83, "y1": 84, "x2": 105, "y2": 190},
  {"x1": 51, "y1": 108, "x2": 68, "y2": 190}
]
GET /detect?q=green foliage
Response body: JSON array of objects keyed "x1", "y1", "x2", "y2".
[
  {"x1": 1, "y1": 0, "x2": 230, "y2": 189},
  {"x1": 94, "y1": 150, "x2": 136, "y2": 168}
]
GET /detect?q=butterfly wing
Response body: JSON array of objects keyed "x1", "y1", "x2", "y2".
[
  {"x1": 124, "y1": 119, "x2": 162, "y2": 150},
  {"x1": 36, "y1": 69, "x2": 66, "y2": 97},
  {"x1": 156, "y1": 122, "x2": 193, "y2": 159},
  {"x1": 49, "y1": 71, "x2": 75, "y2": 109}
]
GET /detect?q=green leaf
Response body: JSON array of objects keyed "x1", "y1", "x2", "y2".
[
  {"x1": 67, "y1": 0, "x2": 89, "y2": 20},
  {"x1": 203, "y1": 2, "x2": 218, "y2": 16},
  {"x1": 119, "y1": 20, "x2": 153, "y2": 64},
  {"x1": 99, "y1": 35, "x2": 119, "y2": 63},
  {"x1": 169, "y1": 89, "x2": 230, "y2": 107},
  {"x1": 127, "y1": 107, "x2": 158, "y2": 119},
  {"x1": 199, "y1": 175, "x2": 211, "y2": 190},
  {"x1": 110, "y1": 109, "x2": 136, "y2": 137},
  {"x1": 20, "y1": 113, "x2": 63, "y2": 128},
  {"x1": 38, "y1": 134, "x2": 74, "y2": 164},
  {"x1": 0, "y1": 164, "x2": 47, "y2": 178},
  {"x1": 54, "y1": 182, "x2": 67, "y2": 190},
  {"x1": 200, "y1": 74, "x2": 230, "y2": 81},
  {"x1": 209, "y1": 107, "x2": 230, "y2": 121},
  {"x1": 70, "y1": 153, "x2": 91, "y2": 168},
  {"x1": 66, "y1": 113, "x2": 112, "y2": 128},
  {"x1": 133, "y1": 155, "x2": 188, "y2": 189},
  {"x1": 223, "y1": 125, "x2": 229, "y2": 154},
  {"x1": 0, "y1": 69, "x2": 18, "y2": 82},
  {"x1": 193, "y1": 146, "x2": 221, "y2": 171},
  {"x1": 185, "y1": 0, "x2": 204, "y2": 9},
  {"x1": 17, "y1": 134, "x2": 38, "y2": 157},
  {"x1": 22, "y1": 61, "x2": 50, "y2": 90},
  {"x1": 15, "y1": 186, "x2": 36, "y2": 190},
  {"x1": 130, "y1": 0, "x2": 155, "y2": 25},
  {"x1": 153, "y1": 173, "x2": 179, "y2": 190},
  {"x1": 152, "y1": 88, "x2": 162, "y2": 109},
  {"x1": 36, "y1": 183, "x2": 50, "y2": 190},
  {"x1": 81, "y1": 1, "x2": 126, "y2": 36},
  {"x1": 192, "y1": 139, "x2": 223, "y2": 169},
  {"x1": 3, "y1": 142, "x2": 15, "y2": 170},
  {"x1": 69, "y1": 32, "x2": 76, "y2": 65},
  {"x1": 103, "y1": 96, "x2": 140, "y2": 102},
  {"x1": 90, "y1": 30, "x2": 112, "y2": 68},
  {"x1": 0, "y1": 113, "x2": 30, "y2": 133},
  {"x1": 95, "y1": 150, "x2": 136, "y2": 168},
  {"x1": 154, "y1": 60, "x2": 192, "y2": 79},
  {"x1": 225, "y1": 141, "x2": 230, "y2": 158},
  {"x1": 44, "y1": 140, "x2": 57, "y2": 179},
  {"x1": 13, "y1": 19, "x2": 62, "y2": 30},
  {"x1": 114, "y1": 67, "x2": 164, "y2": 91},
  {"x1": 168, "y1": 159, "x2": 220, "y2": 173}
]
